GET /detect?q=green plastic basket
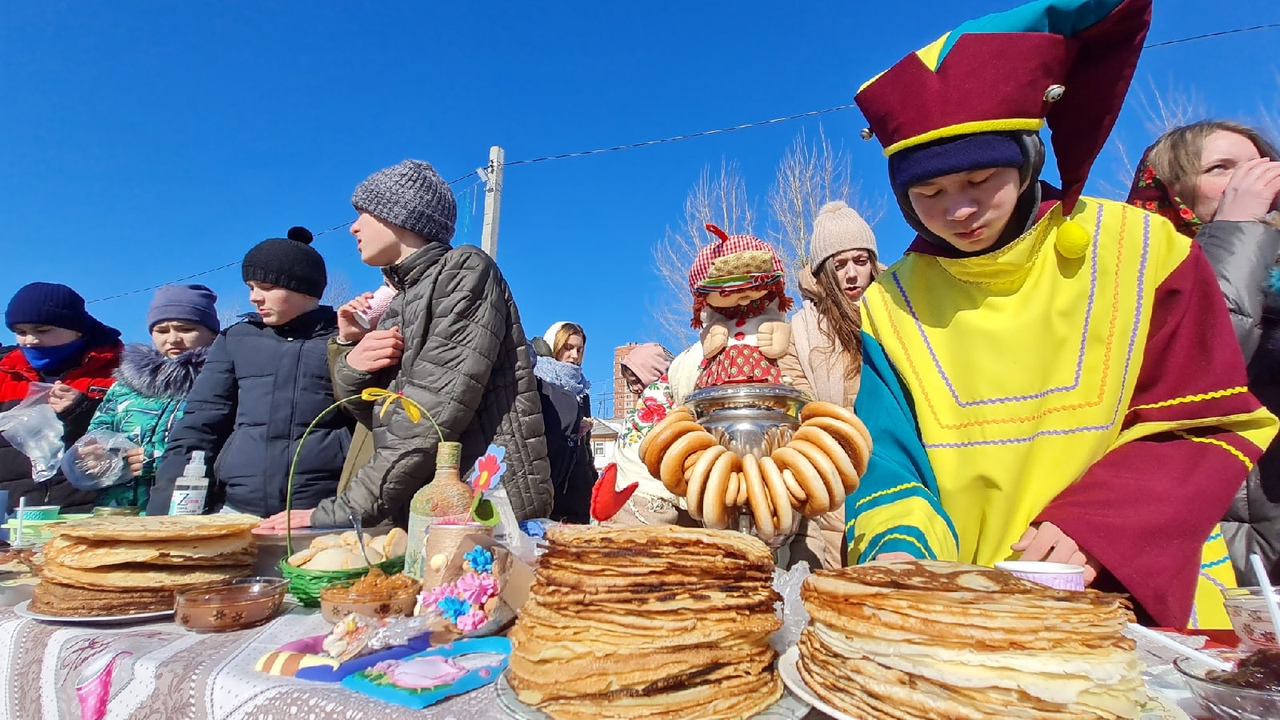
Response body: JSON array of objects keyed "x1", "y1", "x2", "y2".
[{"x1": 278, "y1": 554, "x2": 405, "y2": 607}]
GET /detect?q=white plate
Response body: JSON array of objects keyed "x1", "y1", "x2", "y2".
[
  {"x1": 777, "y1": 646, "x2": 1190, "y2": 720},
  {"x1": 494, "y1": 668, "x2": 811, "y2": 719},
  {"x1": 776, "y1": 646, "x2": 855, "y2": 720},
  {"x1": 13, "y1": 599, "x2": 173, "y2": 625}
]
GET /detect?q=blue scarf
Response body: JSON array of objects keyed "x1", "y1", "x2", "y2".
[
  {"x1": 533, "y1": 357, "x2": 591, "y2": 399},
  {"x1": 20, "y1": 337, "x2": 88, "y2": 373}
]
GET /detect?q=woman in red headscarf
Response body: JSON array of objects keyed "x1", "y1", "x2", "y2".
[{"x1": 1128, "y1": 121, "x2": 1280, "y2": 585}]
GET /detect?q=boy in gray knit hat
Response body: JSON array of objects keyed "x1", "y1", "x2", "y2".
[{"x1": 259, "y1": 159, "x2": 553, "y2": 533}]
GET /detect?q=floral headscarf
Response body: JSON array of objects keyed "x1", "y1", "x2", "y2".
[{"x1": 1126, "y1": 147, "x2": 1203, "y2": 239}]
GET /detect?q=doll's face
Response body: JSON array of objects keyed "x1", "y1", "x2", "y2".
[{"x1": 706, "y1": 289, "x2": 768, "y2": 308}]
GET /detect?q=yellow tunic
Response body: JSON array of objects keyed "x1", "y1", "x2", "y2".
[{"x1": 862, "y1": 198, "x2": 1276, "y2": 627}]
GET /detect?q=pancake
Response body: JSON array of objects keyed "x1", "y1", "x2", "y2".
[
  {"x1": 796, "y1": 560, "x2": 1145, "y2": 720},
  {"x1": 508, "y1": 526, "x2": 782, "y2": 720}
]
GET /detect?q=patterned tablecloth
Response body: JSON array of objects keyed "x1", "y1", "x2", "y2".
[{"x1": 0, "y1": 606, "x2": 510, "y2": 720}]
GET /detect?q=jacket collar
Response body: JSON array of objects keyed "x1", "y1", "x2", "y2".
[
  {"x1": 239, "y1": 306, "x2": 337, "y2": 339},
  {"x1": 115, "y1": 343, "x2": 209, "y2": 398},
  {"x1": 384, "y1": 242, "x2": 451, "y2": 291},
  {"x1": 0, "y1": 336, "x2": 123, "y2": 382}
]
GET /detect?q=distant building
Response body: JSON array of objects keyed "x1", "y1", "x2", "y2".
[
  {"x1": 589, "y1": 417, "x2": 624, "y2": 471},
  {"x1": 612, "y1": 343, "x2": 638, "y2": 418}
]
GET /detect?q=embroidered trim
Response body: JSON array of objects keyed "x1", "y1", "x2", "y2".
[
  {"x1": 1130, "y1": 387, "x2": 1250, "y2": 412},
  {"x1": 864, "y1": 532, "x2": 932, "y2": 560},
  {"x1": 899, "y1": 204, "x2": 1103, "y2": 409},
  {"x1": 1173, "y1": 430, "x2": 1254, "y2": 471},
  {"x1": 917, "y1": 212, "x2": 1152, "y2": 449}
]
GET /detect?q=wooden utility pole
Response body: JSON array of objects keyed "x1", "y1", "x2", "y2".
[{"x1": 480, "y1": 146, "x2": 505, "y2": 259}]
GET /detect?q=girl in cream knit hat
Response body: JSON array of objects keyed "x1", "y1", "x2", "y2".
[{"x1": 777, "y1": 200, "x2": 881, "y2": 569}]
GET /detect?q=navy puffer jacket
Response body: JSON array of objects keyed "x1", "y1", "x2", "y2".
[{"x1": 147, "y1": 307, "x2": 353, "y2": 517}]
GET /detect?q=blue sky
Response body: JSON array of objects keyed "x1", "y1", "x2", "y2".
[{"x1": 2, "y1": 1, "x2": 1277, "y2": 416}]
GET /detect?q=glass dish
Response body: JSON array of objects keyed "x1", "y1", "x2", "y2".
[
  {"x1": 175, "y1": 577, "x2": 288, "y2": 633},
  {"x1": 1173, "y1": 649, "x2": 1280, "y2": 720},
  {"x1": 319, "y1": 575, "x2": 421, "y2": 624}
]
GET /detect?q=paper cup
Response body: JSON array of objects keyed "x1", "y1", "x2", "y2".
[
  {"x1": 994, "y1": 561, "x2": 1085, "y2": 591},
  {"x1": 355, "y1": 286, "x2": 396, "y2": 330}
]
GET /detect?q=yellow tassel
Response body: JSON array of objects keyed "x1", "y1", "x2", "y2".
[{"x1": 1055, "y1": 219, "x2": 1090, "y2": 259}]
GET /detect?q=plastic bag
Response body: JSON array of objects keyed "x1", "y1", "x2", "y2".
[
  {"x1": 61, "y1": 430, "x2": 141, "y2": 491},
  {"x1": 0, "y1": 384, "x2": 65, "y2": 483},
  {"x1": 770, "y1": 561, "x2": 812, "y2": 653}
]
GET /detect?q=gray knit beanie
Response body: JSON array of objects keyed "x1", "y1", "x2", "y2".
[
  {"x1": 808, "y1": 201, "x2": 878, "y2": 270},
  {"x1": 351, "y1": 160, "x2": 457, "y2": 243}
]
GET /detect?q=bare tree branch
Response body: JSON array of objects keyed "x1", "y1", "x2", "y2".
[
  {"x1": 650, "y1": 160, "x2": 755, "y2": 349},
  {"x1": 322, "y1": 271, "x2": 354, "y2": 308},
  {"x1": 765, "y1": 125, "x2": 881, "y2": 296}
]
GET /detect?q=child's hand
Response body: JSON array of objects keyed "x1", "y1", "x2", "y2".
[
  {"x1": 346, "y1": 327, "x2": 404, "y2": 373},
  {"x1": 1011, "y1": 521, "x2": 1099, "y2": 586},
  {"x1": 336, "y1": 292, "x2": 376, "y2": 343},
  {"x1": 47, "y1": 382, "x2": 82, "y2": 415},
  {"x1": 125, "y1": 447, "x2": 145, "y2": 478}
]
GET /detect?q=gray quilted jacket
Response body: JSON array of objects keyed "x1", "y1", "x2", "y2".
[
  {"x1": 1198, "y1": 220, "x2": 1280, "y2": 585},
  {"x1": 310, "y1": 242, "x2": 552, "y2": 527}
]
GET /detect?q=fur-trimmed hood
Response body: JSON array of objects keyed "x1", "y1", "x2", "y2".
[{"x1": 114, "y1": 343, "x2": 210, "y2": 399}]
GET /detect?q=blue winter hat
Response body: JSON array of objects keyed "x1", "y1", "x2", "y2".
[
  {"x1": 147, "y1": 284, "x2": 220, "y2": 334},
  {"x1": 5, "y1": 282, "x2": 95, "y2": 334},
  {"x1": 889, "y1": 133, "x2": 1025, "y2": 194}
]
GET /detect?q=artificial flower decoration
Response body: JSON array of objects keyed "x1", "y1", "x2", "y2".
[
  {"x1": 465, "y1": 446, "x2": 507, "y2": 526},
  {"x1": 417, "y1": 546, "x2": 502, "y2": 637}
]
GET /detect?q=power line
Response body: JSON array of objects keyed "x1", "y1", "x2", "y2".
[
  {"x1": 1144, "y1": 22, "x2": 1280, "y2": 49},
  {"x1": 83, "y1": 23, "x2": 1278, "y2": 306},
  {"x1": 86, "y1": 106, "x2": 856, "y2": 304},
  {"x1": 86, "y1": 221, "x2": 348, "y2": 303}
]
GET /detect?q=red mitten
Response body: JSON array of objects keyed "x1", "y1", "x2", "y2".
[{"x1": 590, "y1": 463, "x2": 637, "y2": 522}]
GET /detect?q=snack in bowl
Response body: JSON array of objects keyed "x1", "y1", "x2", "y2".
[
  {"x1": 285, "y1": 528, "x2": 408, "y2": 571},
  {"x1": 175, "y1": 577, "x2": 289, "y2": 633},
  {"x1": 1175, "y1": 648, "x2": 1280, "y2": 720},
  {"x1": 320, "y1": 568, "x2": 421, "y2": 623}
]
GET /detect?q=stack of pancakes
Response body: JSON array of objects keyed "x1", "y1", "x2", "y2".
[
  {"x1": 508, "y1": 525, "x2": 783, "y2": 720},
  {"x1": 798, "y1": 559, "x2": 1146, "y2": 719},
  {"x1": 29, "y1": 514, "x2": 259, "y2": 617}
]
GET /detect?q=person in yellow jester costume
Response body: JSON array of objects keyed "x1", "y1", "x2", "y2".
[{"x1": 853, "y1": 0, "x2": 1277, "y2": 628}]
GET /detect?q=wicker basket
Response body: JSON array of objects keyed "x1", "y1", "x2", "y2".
[{"x1": 278, "y1": 554, "x2": 405, "y2": 607}]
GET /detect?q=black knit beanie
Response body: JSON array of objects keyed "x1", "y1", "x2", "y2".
[{"x1": 241, "y1": 227, "x2": 327, "y2": 298}]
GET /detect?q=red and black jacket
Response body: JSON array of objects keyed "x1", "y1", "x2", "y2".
[{"x1": 0, "y1": 325, "x2": 123, "y2": 513}]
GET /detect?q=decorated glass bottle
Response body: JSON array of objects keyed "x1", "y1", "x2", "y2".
[{"x1": 404, "y1": 441, "x2": 475, "y2": 579}]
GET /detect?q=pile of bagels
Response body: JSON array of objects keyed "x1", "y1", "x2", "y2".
[{"x1": 638, "y1": 401, "x2": 872, "y2": 542}]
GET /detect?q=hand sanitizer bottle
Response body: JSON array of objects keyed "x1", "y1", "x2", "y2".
[{"x1": 169, "y1": 451, "x2": 209, "y2": 516}]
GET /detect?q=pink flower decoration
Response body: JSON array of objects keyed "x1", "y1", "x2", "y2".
[
  {"x1": 455, "y1": 609, "x2": 489, "y2": 633},
  {"x1": 455, "y1": 571, "x2": 498, "y2": 606},
  {"x1": 419, "y1": 584, "x2": 455, "y2": 612}
]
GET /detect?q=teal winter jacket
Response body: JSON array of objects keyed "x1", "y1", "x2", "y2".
[{"x1": 86, "y1": 344, "x2": 208, "y2": 507}]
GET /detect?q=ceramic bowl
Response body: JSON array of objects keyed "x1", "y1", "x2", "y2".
[
  {"x1": 1174, "y1": 650, "x2": 1280, "y2": 720},
  {"x1": 175, "y1": 577, "x2": 288, "y2": 633},
  {"x1": 1224, "y1": 587, "x2": 1280, "y2": 650},
  {"x1": 16, "y1": 506, "x2": 59, "y2": 521},
  {"x1": 319, "y1": 576, "x2": 421, "y2": 624}
]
